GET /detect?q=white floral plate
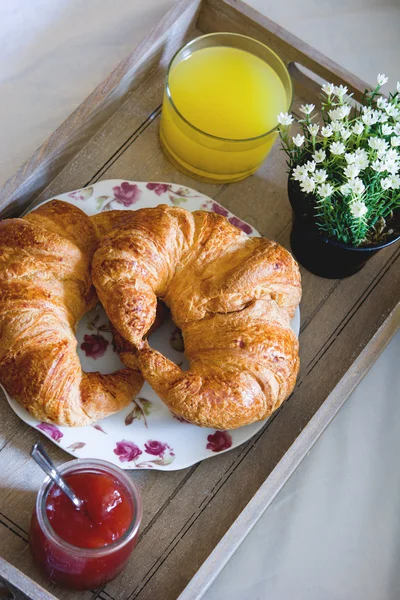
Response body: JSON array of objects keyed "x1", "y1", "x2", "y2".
[{"x1": 4, "y1": 180, "x2": 300, "y2": 470}]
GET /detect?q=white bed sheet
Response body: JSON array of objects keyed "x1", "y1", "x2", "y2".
[{"x1": 204, "y1": 330, "x2": 400, "y2": 600}]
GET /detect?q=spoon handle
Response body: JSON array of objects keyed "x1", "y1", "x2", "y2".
[{"x1": 31, "y1": 442, "x2": 83, "y2": 510}]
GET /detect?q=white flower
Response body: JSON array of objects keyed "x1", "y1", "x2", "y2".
[
  {"x1": 354, "y1": 147, "x2": 368, "y2": 157},
  {"x1": 371, "y1": 159, "x2": 385, "y2": 172},
  {"x1": 317, "y1": 182, "x2": 334, "y2": 198},
  {"x1": 348, "y1": 177, "x2": 365, "y2": 195},
  {"x1": 385, "y1": 149, "x2": 399, "y2": 166},
  {"x1": 314, "y1": 169, "x2": 328, "y2": 184},
  {"x1": 321, "y1": 125, "x2": 333, "y2": 137},
  {"x1": 299, "y1": 104, "x2": 315, "y2": 115},
  {"x1": 394, "y1": 124, "x2": 400, "y2": 135},
  {"x1": 329, "y1": 105, "x2": 351, "y2": 120},
  {"x1": 386, "y1": 104, "x2": 400, "y2": 118},
  {"x1": 345, "y1": 153, "x2": 356, "y2": 164},
  {"x1": 397, "y1": 82, "x2": 400, "y2": 93},
  {"x1": 389, "y1": 174, "x2": 400, "y2": 189},
  {"x1": 344, "y1": 164, "x2": 360, "y2": 179},
  {"x1": 331, "y1": 120, "x2": 343, "y2": 132},
  {"x1": 391, "y1": 136, "x2": 400, "y2": 147},
  {"x1": 352, "y1": 121, "x2": 364, "y2": 135},
  {"x1": 368, "y1": 137, "x2": 389, "y2": 153},
  {"x1": 292, "y1": 134, "x2": 305, "y2": 147},
  {"x1": 322, "y1": 83, "x2": 335, "y2": 95},
  {"x1": 300, "y1": 177, "x2": 316, "y2": 193},
  {"x1": 377, "y1": 149, "x2": 387, "y2": 161},
  {"x1": 307, "y1": 124, "x2": 319, "y2": 137},
  {"x1": 329, "y1": 108, "x2": 343, "y2": 121},
  {"x1": 362, "y1": 110, "x2": 380, "y2": 126},
  {"x1": 341, "y1": 104, "x2": 351, "y2": 118},
  {"x1": 341, "y1": 128, "x2": 352, "y2": 140},
  {"x1": 277, "y1": 112, "x2": 294, "y2": 126},
  {"x1": 384, "y1": 158, "x2": 399, "y2": 175},
  {"x1": 381, "y1": 177, "x2": 392, "y2": 190},
  {"x1": 305, "y1": 160, "x2": 316, "y2": 173},
  {"x1": 380, "y1": 112, "x2": 389, "y2": 123},
  {"x1": 377, "y1": 97, "x2": 389, "y2": 109},
  {"x1": 377, "y1": 73, "x2": 389, "y2": 86},
  {"x1": 350, "y1": 200, "x2": 368, "y2": 219},
  {"x1": 340, "y1": 183, "x2": 352, "y2": 196},
  {"x1": 333, "y1": 84, "x2": 348, "y2": 98},
  {"x1": 354, "y1": 152, "x2": 369, "y2": 170},
  {"x1": 386, "y1": 149, "x2": 399, "y2": 161},
  {"x1": 292, "y1": 165, "x2": 308, "y2": 182},
  {"x1": 382, "y1": 124, "x2": 393, "y2": 135},
  {"x1": 330, "y1": 141, "x2": 346, "y2": 155},
  {"x1": 313, "y1": 149, "x2": 326, "y2": 163}
]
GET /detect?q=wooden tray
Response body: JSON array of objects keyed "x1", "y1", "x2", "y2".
[{"x1": 0, "y1": 1, "x2": 399, "y2": 599}]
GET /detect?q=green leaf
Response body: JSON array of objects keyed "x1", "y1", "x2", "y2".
[
  {"x1": 169, "y1": 327, "x2": 184, "y2": 352},
  {"x1": 169, "y1": 194, "x2": 187, "y2": 206},
  {"x1": 138, "y1": 398, "x2": 152, "y2": 416},
  {"x1": 80, "y1": 186, "x2": 93, "y2": 201},
  {"x1": 150, "y1": 455, "x2": 175, "y2": 466},
  {"x1": 125, "y1": 405, "x2": 142, "y2": 425},
  {"x1": 96, "y1": 195, "x2": 110, "y2": 210},
  {"x1": 175, "y1": 187, "x2": 190, "y2": 197}
]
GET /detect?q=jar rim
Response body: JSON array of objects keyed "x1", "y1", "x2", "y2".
[
  {"x1": 165, "y1": 32, "x2": 293, "y2": 143},
  {"x1": 36, "y1": 458, "x2": 142, "y2": 557}
]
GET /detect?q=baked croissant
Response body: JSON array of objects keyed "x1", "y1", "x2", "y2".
[
  {"x1": 92, "y1": 205, "x2": 301, "y2": 429},
  {"x1": 0, "y1": 200, "x2": 143, "y2": 426}
]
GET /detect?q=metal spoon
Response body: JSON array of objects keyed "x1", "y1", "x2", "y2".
[{"x1": 31, "y1": 442, "x2": 84, "y2": 510}]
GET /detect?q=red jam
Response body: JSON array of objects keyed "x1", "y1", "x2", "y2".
[
  {"x1": 46, "y1": 472, "x2": 132, "y2": 549},
  {"x1": 30, "y1": 462, "x2": 141, "y2": 590}
]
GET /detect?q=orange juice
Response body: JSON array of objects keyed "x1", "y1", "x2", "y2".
[{"x1": 160, "y1": 37, "x2": 291, "y2": 183}]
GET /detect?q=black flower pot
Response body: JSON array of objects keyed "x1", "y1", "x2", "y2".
[{"x1": 287, "y1": 178, "x2": 400, "y2": 279}]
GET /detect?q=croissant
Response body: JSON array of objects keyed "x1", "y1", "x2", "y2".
[
  {"x1": 92, "y1": 205, "x2": 301, "y2": 429},
  {"x1": 0, "y1": 200, "x2": 143, "y2": 426}
]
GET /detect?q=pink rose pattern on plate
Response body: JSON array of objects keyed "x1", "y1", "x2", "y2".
[
  {"x1": 206, "y1": 431, "x2": 233, "y2": 452},
  {"x1": 146, "y1": 182, "x2": 170, "y2": 196},
  {"x1": 114, "y1": 440, "x2": 143, "y2": 463},
  {"x1": 37, "y1": 423, "x2": 63, "y2": 442},
  {"x1": 80, "y1": 334, "x2": 109, "y2": 359},
  {"x1": 144, "y1": 440, "x2": 175, "y2": 458},
  {"x1": 114, "y1": 439, "x2": 175, "y2": 467},
  {"x1": 113, "y1": 182, "x2": 142, "y2": 207},
  {"x1": 209, "y1": 202, "x2": 229, "y2": 217},
  {"x1": 228, "y1": 216, "x2": 253, "y2": 234},
  {"x1": 145, "y1": 182, "x2": 201, "y2": 206}
]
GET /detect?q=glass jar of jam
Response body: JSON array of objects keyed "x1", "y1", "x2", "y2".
[{"x1": 30, "y1": 458, "x2": 142, "y2": 590}]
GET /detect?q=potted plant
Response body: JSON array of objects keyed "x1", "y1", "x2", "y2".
[{"x1": 277, "y1": 74, "x2": 400, "y2": 278}]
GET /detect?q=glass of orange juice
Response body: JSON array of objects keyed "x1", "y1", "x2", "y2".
[{"x1": 160, "y1": 32, "x2": 292, "y2": 183}]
